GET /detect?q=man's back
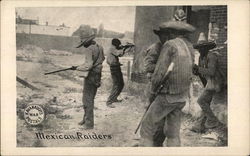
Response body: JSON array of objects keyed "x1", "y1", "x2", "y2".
[{"x1": 151, "y1": 37, "x2": 195, "y2": 94}]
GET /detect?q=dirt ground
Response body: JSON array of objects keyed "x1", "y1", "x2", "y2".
[{"x1": 16, "y1": 45, "x2": 226, "y2": 147}]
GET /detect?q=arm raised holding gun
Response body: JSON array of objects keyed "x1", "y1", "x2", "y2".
[{"x1": 120, "y1": 42, "x2": 135, "y2": 52}]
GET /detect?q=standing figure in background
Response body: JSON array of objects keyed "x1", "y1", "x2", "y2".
[
  {"x1": 75, "y1": 25, "x2": 105, "y2": 129},
  {"x1": 191, "y1": 33, "x2": 226, "y2": 133},
  {"x1": 106, "y1": 38, "x2": 125, "y2": 108},
  {"x1": 140, "y1": 9, "x2": 196, "y2": 147}
]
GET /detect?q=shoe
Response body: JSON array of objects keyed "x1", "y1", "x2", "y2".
[
  {"x1": 107, "y1": 104, "x2": 116, "y2": 108},
  {"x1": 113, "y1": 99, "x2": 123, "y2": 103},
  {"x1": 190, "y1": 123, "x2": 206, "y2": 133},
  {"x1": 81, "y1": 124, "x2": 94, "y2": 130},
  {"x1": 190, "y1": 116, "x2": 207, "y2": 133},
  {"x1": 78, "y1": 119, "x2": 85, "y2": 125},
  {"x1": 205, "y1": 118, "x2": 221, "y2": 129}
]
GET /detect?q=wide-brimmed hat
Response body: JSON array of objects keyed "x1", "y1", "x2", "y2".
[
  {"x1": 76, "y1": 25, "x2": 95, "y2": 48},
  {"x1": 153, "y1": 9, "x2": 195, "y2": 35},
  {"x1": 193, "y1": 32, "x2": 216, "y2": 49}
]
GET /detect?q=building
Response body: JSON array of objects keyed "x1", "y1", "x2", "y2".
[
  {"x1": 16, "y1": 15, "x2": 71, "y2": 36},
  {"x1": 131, "y1": 6, "x2": 227, "y2": 83}
]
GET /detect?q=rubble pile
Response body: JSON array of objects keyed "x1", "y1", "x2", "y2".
[{"x1": 45, "y1": 49, "x2": 72, "y2": 56}]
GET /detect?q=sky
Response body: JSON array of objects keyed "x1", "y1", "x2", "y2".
[{"x1": 16, "y1": 7, "x2": 136, "y2": 33}]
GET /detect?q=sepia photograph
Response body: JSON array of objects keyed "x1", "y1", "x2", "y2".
[
  {"x1": 1, "y1": 0, "x2": 250, "y2": 155},
  {"x1": 15, "y1": 5, "x2": 228, "y2": 147}
]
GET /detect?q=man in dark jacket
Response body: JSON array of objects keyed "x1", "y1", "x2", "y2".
[
  {"x1": 191, "y1": 33, "x2": 225, "y2": 133},
  {"x1": 140, "y1": 10, "x2": 196, "y2": 147},
  {"x1": 106, "y1": 38, "x2": 125, "y2": 108},
  {"x1": 75, "y1": 25, "x2": 105, "y2": 129}
]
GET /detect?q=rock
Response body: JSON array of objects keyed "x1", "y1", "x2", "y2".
[
  {"x1": 201, "y1": 132, "x2": 219, "y2": 141},
  {"x1": 42, "y1": 114, "x2": 60, "y2": 129},
  {"x1": 56, "y1": 114, "x2": 72, "y2": 119}
]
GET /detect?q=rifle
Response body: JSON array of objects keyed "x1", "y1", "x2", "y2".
[
  {"x1": 44, "y1": 61, "x2": 103, "y2": 75},
  {"x1": 135, "y1": 62, "x2": 175, "y2": 134},
  {"x1": 198, "y1": 73, "x2": 207, "y2": 87},
  {"x1": 120, "y1": 42, "x2": 135, "y2": 51},
  {"x1": 44, "y1": 66, "x2": 77, "y2": 75}
]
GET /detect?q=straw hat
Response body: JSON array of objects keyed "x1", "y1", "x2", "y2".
[
  {"x1": 76, "y1": 25, "x2": 95, "y2": 48},
  {"x1": 153, "y1": 9, "x2": 195, "y2": 35}
]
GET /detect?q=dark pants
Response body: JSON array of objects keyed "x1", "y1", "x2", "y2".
[
  {"x1": 197, "y1": 90, "x2": 218, "y2": 122},
  {"x1": 140, "y1": 94, "x2": 185, "y2": 147},
  {"x1": 107, "y1": 66, "x2": 124, "y2": 104},
  {"x1": 82, "y1": 79, "x2": 98, "y2": 128}
]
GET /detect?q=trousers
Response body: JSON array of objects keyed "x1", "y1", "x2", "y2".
[
  {"x1": 107, "y1": 66, "x2": 124, "y2": 104},
  {"x1": 197, "y1": 90, "x2": 218, "y2": 121},
  {"x1": 140, "y1": 94, "x2": 185, "y2": 147},
  {"x1": 82, "y1": 79, "x2": 98, "y2": 128}
]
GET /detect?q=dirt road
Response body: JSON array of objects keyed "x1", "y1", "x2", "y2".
[{"x1": 16, "y1": 46, "x2": 225, "y2": 147}]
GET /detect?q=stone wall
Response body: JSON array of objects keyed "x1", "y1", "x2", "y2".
[{"x1": 16, "y1": 33, "x2": 132, "y2": 55}]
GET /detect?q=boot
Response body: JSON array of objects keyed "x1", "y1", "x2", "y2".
[
  {"x1": 78, "y1": 120, "x2": 85, "y2": 125},
  {"x1": 78, "y1": 117, "x2": 85, "y2": 125},
  {"x1": 190, "y1": 115, "x2": 207, "y2": 133},
  {"x1": 113, "y1": 99, "x2": 123, "y2": 103},
  {"x1": 205, "y1": 117, "x2": 222, "y2": 129},
  {"x1": 167, "y1": 138, "x2": 181, "y2": 147},
  {"x1": 81, "y1": 124, "x2": 94, "y2": 130},
  {"x1": 106, "y1": 103, "x2": 116, "y2": 108}
]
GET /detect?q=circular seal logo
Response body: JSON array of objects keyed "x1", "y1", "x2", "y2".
[{"x1": 24, "y1": 104, "x2": 45, "y2": 125}]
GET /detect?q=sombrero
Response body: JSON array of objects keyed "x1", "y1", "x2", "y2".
[
  {"x1": 193, "y1": 32, "x2": 216, "y2": 49},
  {"x1": 153, "y1": 9, "x2": 195, "y2": 35},
  {"x1": 76, "y1": 25, "x2": 96, "y2": 48}
]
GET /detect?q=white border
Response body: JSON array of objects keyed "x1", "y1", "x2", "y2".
[{"x1": 1, "y1": 0, "x2": 249, "y2": 155}]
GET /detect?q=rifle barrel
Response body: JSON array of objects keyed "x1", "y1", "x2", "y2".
[{"x1": 44, "y1": 67, "x2": 72, "y2": 75}]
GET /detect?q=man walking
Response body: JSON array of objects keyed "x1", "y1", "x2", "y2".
[
  {"x1": 74, "y1": 25, "x2": 105, "y2": 129},
  {"x1": 191, "y1": 33, "x2": 226, "y2": 133},
  {"x1": 140, "y1": 10, "x2": 196, "y2": 146},
  {"x1": 106, "y1": 38, "x2": 125, "y2": 108}
]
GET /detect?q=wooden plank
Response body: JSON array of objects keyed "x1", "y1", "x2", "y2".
[{"x1": 16, "y1": 76, "x2": 40, "y2": 91}]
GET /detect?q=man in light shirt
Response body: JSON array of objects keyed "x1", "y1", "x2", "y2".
[{"x1": 106, "y1": 38, "x2": 126, "y2": 108}]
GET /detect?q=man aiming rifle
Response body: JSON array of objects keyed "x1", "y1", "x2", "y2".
[
  {"x1": 45, "y1": 25, "x2": 105, "y2": 130},
  {"x1": 106, "y1": 38, "x2": 134, "y2": 108}
]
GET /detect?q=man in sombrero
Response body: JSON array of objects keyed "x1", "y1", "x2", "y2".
[
  {"x1": 191, "y1": 32, "x2": 225, "y2": 133},
  {"x1": 140, "y1": 10, "x2": 196, "y2": 147},
  {"x1": 144, "y1": 9, "x2": 188, "y2": 104},
  {"x1": 73, "y1": 25, "x2": 105, "y2": 129}
]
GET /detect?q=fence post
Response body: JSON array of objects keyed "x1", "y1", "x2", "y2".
[{"x1": 127, "y1": 61, "x2": 131, "y2": 81}]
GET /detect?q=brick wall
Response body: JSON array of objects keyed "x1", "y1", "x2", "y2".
[
  {"x1": 209, "y1": 6, "x2": 227, "y2": 78},
  {"x1": 209, "y1": 6, "x2": 227, "y2": 45}
]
